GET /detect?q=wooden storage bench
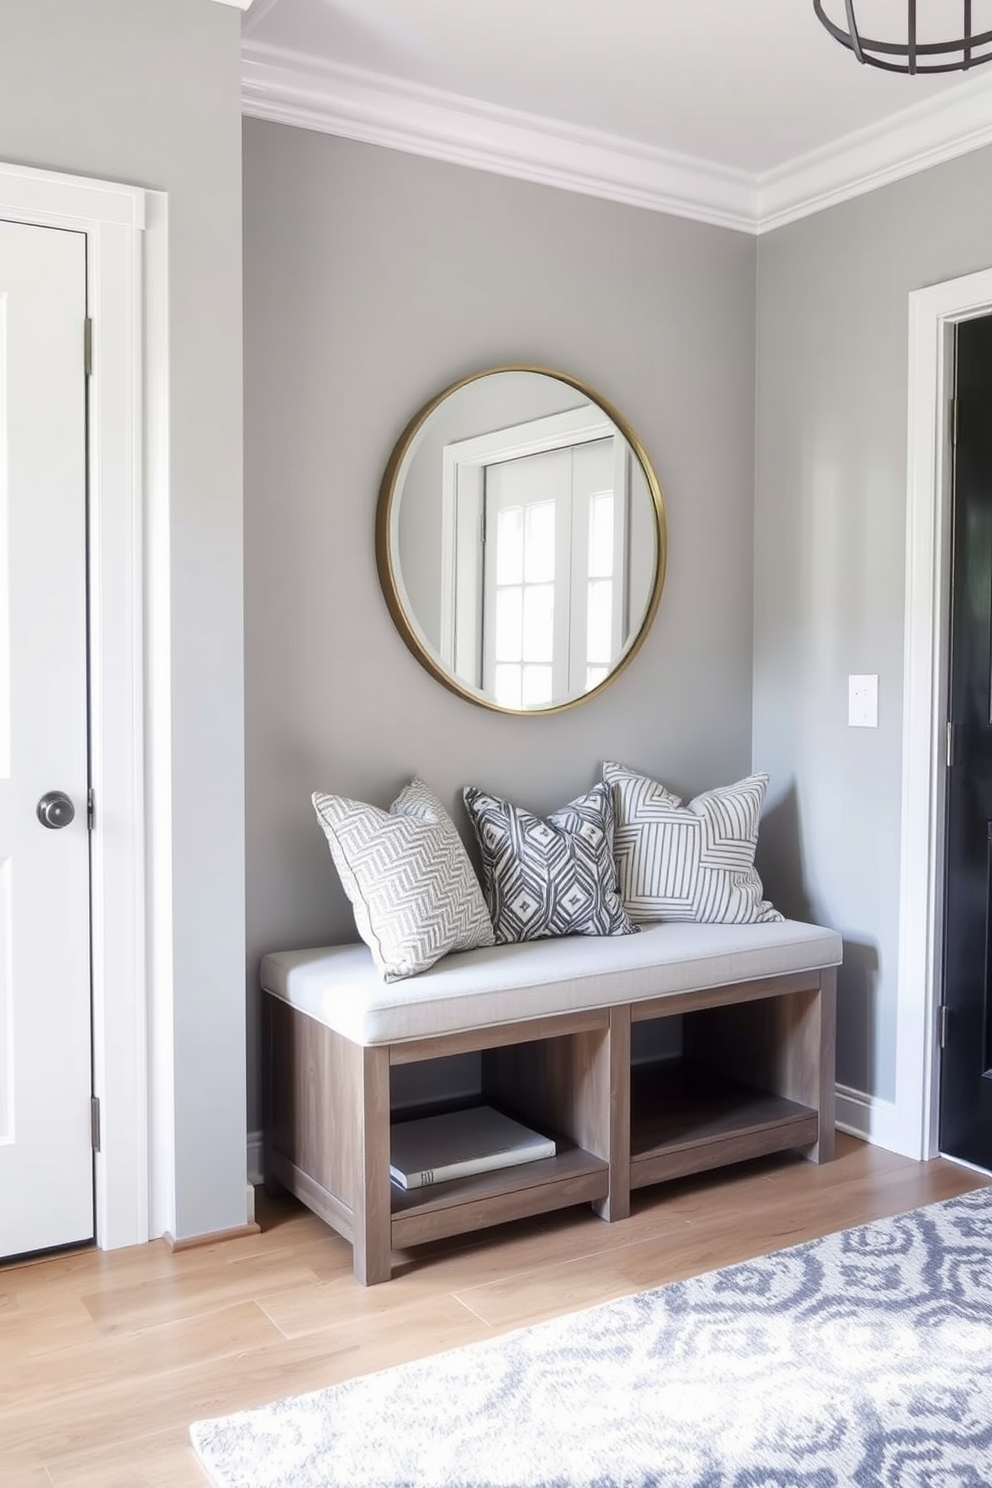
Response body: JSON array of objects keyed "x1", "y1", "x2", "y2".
[{"x1": 261, "y1": 919, "x2": 841, "y2": 1285}]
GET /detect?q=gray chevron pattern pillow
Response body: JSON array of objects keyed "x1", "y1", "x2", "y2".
[
  {"x1": 462, "y1": 781, "x2": 638, "y2": 943},
  {"x1": 311, "y1": 779, "x2": 494, "y2": 981},
  {"x1": 603, "y1": 762, "x2": 783, "y2": 924}
]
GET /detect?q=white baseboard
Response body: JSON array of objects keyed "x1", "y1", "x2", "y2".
[
  {"x1": 247, "y1": 1129, "x2": 264, "y2": 1187},
  {"x1": 835, "y1": 1084, "x2": 908, "y2": 1154}
]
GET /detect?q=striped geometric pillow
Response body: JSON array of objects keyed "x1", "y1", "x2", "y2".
[{"x1": 603, "y1": 762, "x2": 782, "y2": 925}]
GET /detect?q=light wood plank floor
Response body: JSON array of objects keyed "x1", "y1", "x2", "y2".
[{"x1": 1, "y1": 1136, "x2": 987, "y2": 1487}]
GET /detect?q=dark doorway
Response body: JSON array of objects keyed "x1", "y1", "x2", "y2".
[{"x1": 941, "y1": 312, "x2": 992, "y2": 1171}]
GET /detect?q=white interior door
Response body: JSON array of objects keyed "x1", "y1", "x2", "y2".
[{"x1": 0, "y1": 220, "x2": 92, "y2": 1257}]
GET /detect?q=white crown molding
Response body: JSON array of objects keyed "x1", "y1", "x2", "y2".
[
  {"x1": 213, "y1": 1, "x2": 254, "y2": 10},
  {"x1": 241, "y1": 43, "x2": 757, "y2": 234},
  {"x1": 757, "y1": 73, "x2": 992, "y2": 233},
  {"x1": 241, "y1": 41, "x2": 992, "y2": 236}
]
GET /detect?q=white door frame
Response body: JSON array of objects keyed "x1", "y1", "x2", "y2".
[
  {"x1": 0, "y1": 161, "x2": 164, "y2": 1249},
  {"x1": 898, "y1": 264, "x2": 992, "y2": 1163}
]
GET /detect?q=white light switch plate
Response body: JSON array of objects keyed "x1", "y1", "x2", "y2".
[{"x1": 848, "y1": 674, "x2": 878, "y2": 728}]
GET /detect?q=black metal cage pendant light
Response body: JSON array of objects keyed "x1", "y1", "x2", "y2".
[{"x1": 813, "y1": 1, "x2": 992, "y2": 73}]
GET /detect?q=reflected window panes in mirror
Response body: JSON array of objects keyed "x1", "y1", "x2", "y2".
[
  {"x1": 524, "y1": 501, "x2": 555, "y2": 582},
  {"x1": 494, "y1": 584, "x2": 522, "y2": 663},
  {"x1": 377, "y1": 367, "x2": 667, "y2": 714},
  {"x1": 495, "y1": 506, "x2": 523, "y2": 585},
  {"x1": 494, "y1": 662, "x2": 521, "y2": 710},
  {"x1": 589, "y1": 491, "x2": 614, "y2": 577},
  {"x1": 523, "y1": 584, "x2": 554, "y2": 664},
  {"x1": 522, "y1": 663, "x2": 553, "y2": 709},
  {"x1": 587, "y1": 579, "x2": 614, "y2": 671},
  {"x1": 586, "y1": 490, "x2": 615, "y2": 692}
]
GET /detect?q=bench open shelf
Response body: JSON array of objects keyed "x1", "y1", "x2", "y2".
[
  {"x1": 390, "y1": 1135, "x2": 608, "y2": 1248},
  {"x1": 630, "y1": 1060, "x2": 818, "y2": 1188}
]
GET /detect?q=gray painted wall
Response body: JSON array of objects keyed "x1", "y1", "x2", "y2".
[
  {"x1": 754, "y1": 146, "x2": 992, "y2": 1101},
  {"x1": 244, "y1": 121, "x2": 757, "y2": 1127},
  {"x1": 0, "y1": 0, "x2": 246, "y2": 1237}
]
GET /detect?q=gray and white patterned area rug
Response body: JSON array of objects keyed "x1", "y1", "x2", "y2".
[{"x1": 190, "y1": 1188, "x2": 992, "y2": 1488}]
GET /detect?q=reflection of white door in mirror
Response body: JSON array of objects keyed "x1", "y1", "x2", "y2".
[
  {"x1": 440, "y1": 407, "x2": 633, "y2": 707},
  {"x1": 481, "y1": 438, "x2": 628, "y2": 708},
  {"x1": 484, "y1": 446, "x2": 570, "y2": 710},
  {"x1": 378, "y1": 366, "x2": 666, "y2": 714}
]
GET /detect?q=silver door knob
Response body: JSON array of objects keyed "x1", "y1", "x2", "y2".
[{"x1": 37, "y1": 791, "x2": 75, "y2": 829}]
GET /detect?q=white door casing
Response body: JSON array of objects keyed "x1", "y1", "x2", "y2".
[
  {"x1": 0, "y1": 220, "x2": 92, "y2": 1256},
  {"x1": 0, "y1": 162, "x2": 156, "y2": 1250},
  {"x1": 897, "y1": 264, "x2": 992, "y2": 1164}
]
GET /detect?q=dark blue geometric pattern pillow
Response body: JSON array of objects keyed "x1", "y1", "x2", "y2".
[{"x1": 462, "y1": 781, "x2": 638, "y2": 943}]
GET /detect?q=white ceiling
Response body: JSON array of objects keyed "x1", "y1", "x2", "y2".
[{"x1": 240, "y1": 0, "x2": 992, "y2": 230}]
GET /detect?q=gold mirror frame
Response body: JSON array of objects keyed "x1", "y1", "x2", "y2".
[{"x1": 375, "y1": 365, "x2": 668, "y2": 716}]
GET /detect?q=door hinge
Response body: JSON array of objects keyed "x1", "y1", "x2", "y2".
[
  {"x1": 946, "y1": 720, "x2": 956, "y2": 768},
  {"x1": 90, "y1": 1096, "x2": 101, "y2": 1153},
  {"x1": 938, "y1": 1004, "x2": 951, "y2": 1050},
  {"x1": 87, "y1": 788, "x2": 95, "y2": 832},
  {"x1": 951, "y1": 395, "x2": 959, "y2": 447},
  {"x1": 84, "y1": 318, "x2": 93, "y2": 378}
]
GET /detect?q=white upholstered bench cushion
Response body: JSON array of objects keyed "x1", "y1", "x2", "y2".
[{"x1": 260, "y1": 919, "x2": 842, "y2": 1047}]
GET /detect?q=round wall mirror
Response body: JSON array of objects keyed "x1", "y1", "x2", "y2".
[{"x1": 376, "y1": 366, "x2": 667, "y2": 715}]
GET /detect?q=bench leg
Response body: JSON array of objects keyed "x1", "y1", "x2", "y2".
[
  {"x1": 352, "y1": 1044, "x2": 392, "y2": 1285},
  {"x1": 592, "y1": 1006, "x2": 630, "y2": 1222},
  {"x1": 770, "y1": 967, "x2": 837, "y2": 1165},
  {"x1": 801, "y1": 968, "x2": 836, "y2": 1164}
]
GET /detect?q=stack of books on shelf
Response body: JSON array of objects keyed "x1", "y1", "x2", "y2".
[{"x1": 389, "y1": 1105, "x2": 556, "y2": 1190}]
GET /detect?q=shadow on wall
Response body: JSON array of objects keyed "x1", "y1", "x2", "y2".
[
  {"x1": 834, "y1": 939, "x2": 880, "y2": 1097},
  {"x1": 758, "y1": 783, "x2": 878, "y2": 1096},
  {"x1": 757, "y1": 784, "x2": 813, "y2": 924}
]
